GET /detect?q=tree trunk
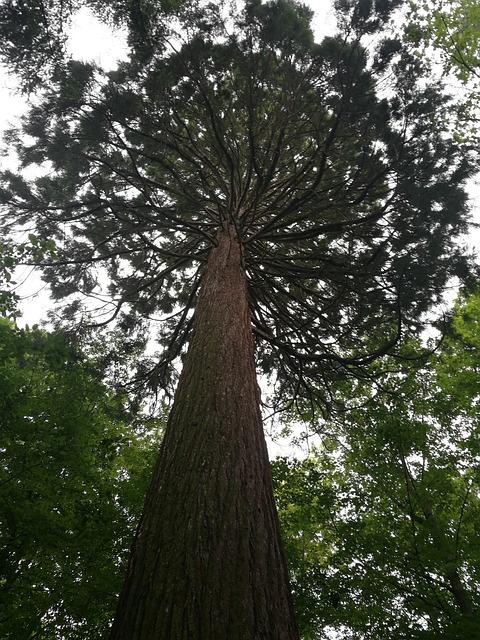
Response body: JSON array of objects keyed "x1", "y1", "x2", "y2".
[{"x1": 109, "y1": 225, "x2": 299, "y2": 639}]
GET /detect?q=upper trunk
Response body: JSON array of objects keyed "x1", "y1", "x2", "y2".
[{"x1": 109, "y1": 225, "x2": 299, "y2": 639}]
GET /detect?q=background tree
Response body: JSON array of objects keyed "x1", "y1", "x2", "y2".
[
  {"x1": 0, "y1": 317, "x2": 163, "y2": 639},
  {"x1": 406, "y1": 0, "x2": 480, "y2": 140},
  {"x1": 0, "y1": 0, "x2": 477, "y2": 637},
  {"x1": 272, "y1": 292, "x2": 480, "y2": 639},
  {"x1": 408, "y1": 0, "x2": 480, "y2": 82}
]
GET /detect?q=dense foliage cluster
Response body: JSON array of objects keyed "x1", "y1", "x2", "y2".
[
  {"x1": 0, "y1": 319, "x2": 161, "y2": 639},
  {"x1": 273, "y1": 293, "x2": 480, "y2": 639}
]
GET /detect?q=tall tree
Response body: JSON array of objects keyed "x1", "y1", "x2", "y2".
[{"x1": 0, "y1": 0, "x2": 476, "y2": 637}]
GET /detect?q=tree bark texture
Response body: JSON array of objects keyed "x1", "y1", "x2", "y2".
[{"x1": 109, "y1": 226, "x2": 299, "y2": 639}]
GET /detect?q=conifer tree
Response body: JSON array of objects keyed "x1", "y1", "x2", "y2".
[{"x1": 0, "y1": 0, "x2": 475, "y2": 637}]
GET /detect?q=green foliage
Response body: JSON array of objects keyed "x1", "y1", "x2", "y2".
[
  {"x1": 0, "y1": 244, "x2": 22, "y2": 319},
  {"x1": 406, "y1": 0, "x2": 480, "y2": 140},
  {"x1": 0, "y1": 321, "x2": 160, "y2": 638},
  {"x1": 408, "y1": 0, "x2": 480, "y2": 82},
  {"x1": 272, "y1": 456, "x2": 337, "y2": 638},
  {"x1": 273, "y1": 293, "x2": 480, "y2": 639},
  {"x1": 0, "y1": 237, "x2": 57, "y2": 320}
]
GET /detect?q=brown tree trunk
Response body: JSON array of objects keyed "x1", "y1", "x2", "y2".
[{"x1": 109, "y1": 225, "x2": 299, "y2": 639}]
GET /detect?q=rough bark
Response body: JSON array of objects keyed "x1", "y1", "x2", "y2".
[{"x1": 109, "y1": 225, "x2": 299, "y2": 639}]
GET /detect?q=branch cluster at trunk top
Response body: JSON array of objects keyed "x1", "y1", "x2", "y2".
[{"x1": 0, "y1": 0, "x2": 474, "y2": 408}]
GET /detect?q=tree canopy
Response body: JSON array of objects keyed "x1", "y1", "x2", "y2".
[
  {"x1": 0, "y1": 0, "x2": 181, "y2": 92},
  {"x1": 0, "y1": 0, "x2": 476, "y2": 411}
]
